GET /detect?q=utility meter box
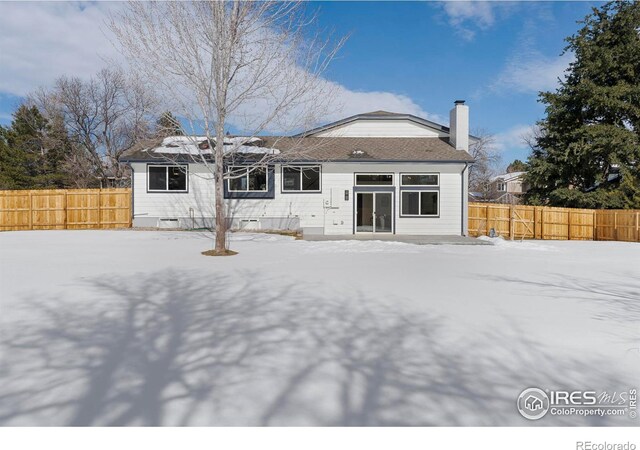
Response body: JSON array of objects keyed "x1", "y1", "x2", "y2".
[{"x1": 330, "y1": 188, "x2": 343, "y2": 207}]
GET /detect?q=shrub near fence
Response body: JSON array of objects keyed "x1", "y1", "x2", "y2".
[
  {"x1": 0, "y1": 188, "x2": 132, "y2": 231},
  {"x1": 469, "y1": 202, "x2": 639, "y2": 242}
]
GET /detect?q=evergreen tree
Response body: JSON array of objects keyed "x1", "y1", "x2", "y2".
[
  {"x1": 41, "y1": 113, "x2": 72, "y2": 187},
  {"x1": 0, "y1": 105, "x2": 71, "y2": 189},
  {"x1": 525, "y1": 1, "x2": 640, "y2": 209},
  {"x1": 156, "y1": 111, "x2": 183, "y2": 137},
  {"x1": 0, "y1": 106, "x2": 42, "y2": 189},
  {"x1": 506, "y1": 159, "x2": 527, "y2": 173},
  {"x1": 0, "y1": 124, "x2": 34, "y2": 189}
]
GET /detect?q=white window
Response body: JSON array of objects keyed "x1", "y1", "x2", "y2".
[
  {"x1": 282, "y1": 166, "x2": 321, "y2": 192},
  {"x1": 497, "y1": 182, "x2": 506, "y2": 192},
  {"x1": 401, "y1": 191, "x2": 439, "y2": 216},
  {"x1": 355, "y1": 173, "x2": 393, "y2": 186},
  {"x1": 228, "y1": 166, "x2": 268, "y2": 192},
  {"x1": 148, "y1": 165, "x2": 188, "y2": 192},
  {"x1": 400, "y1": 173, "x2": 439, "y2": 186}
]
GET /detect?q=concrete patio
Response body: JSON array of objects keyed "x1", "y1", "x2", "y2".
[{"x1": 302, "y1": 234, "x2": 491, "y2": 245}]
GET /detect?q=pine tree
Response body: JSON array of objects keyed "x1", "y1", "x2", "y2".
[
  {"x1": 0, "y1": 106, "x2": 41, "y2": 189},
  {"x1": 41, "y1": 113, "x2": 72, "y2": 187},
  {"x1": 156, "y1": 111, "x2": 183, "y2": 137},
  {"x1": 506, "y1": 159, "x2": 527, "y2": 173},
  {"x1": 0, "y1": 105, "x2": 71, "y2": 189},
  {"x1": 525, "y1": 1, "x2": 640, "y2": 209}
]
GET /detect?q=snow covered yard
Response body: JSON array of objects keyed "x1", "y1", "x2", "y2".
[{"x1": 0, "y1": 230, "x2": 638, "y2": 426}]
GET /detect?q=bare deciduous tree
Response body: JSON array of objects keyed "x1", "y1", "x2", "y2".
[
  {"x1": 30, "y1": 68, "x2": 157, "y2": 187},
  {"x1": 522, "y1": 125, "x2": 544, "y2": 156},
  {"x1": 468, "y1": 129, "x2": 501, "y2": 200},
  {"x1": 109, "y1": 1, "x2": 344, "y2": 254}
]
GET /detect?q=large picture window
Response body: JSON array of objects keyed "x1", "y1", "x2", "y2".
[
  {"x1": 401, "y1": 191, "x2": 439, "y2": 216},
  {"x1": 228, "y1": 166, "x2": 268, "y2": 192},
  {"x1": 282, "y1": 166, "x2": 321, "y2": 192},
  {"x1": 148, "y1": 165, "x2": 188, "y2": 192},
  {"x1": 401, "y1": 173, "x2": 439, "y2": 186},
  {"x1": 355, "y1": 173, "x2": 393, "y2": 186}
]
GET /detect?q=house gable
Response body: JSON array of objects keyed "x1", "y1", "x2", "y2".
[
  {"x1": 314, "y1": 118, "x2": 448, "y2": 138},
  {"x1": 302, "y1": 111, "x2": 451, "y2": 138}
]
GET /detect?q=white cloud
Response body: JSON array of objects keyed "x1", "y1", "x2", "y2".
[
  {"x1": 492, "y1": 49, "x2": 574, "y2": 94},
  {"x1": 0, "y1": 2, "x2": 443, "y2": 130},
  {"x1": 441, "y1": 1, "x2": 512, "y2": 41},
  {"x1": 444, "y1": 2, "x2": 496, "y2": 28},
  {"x1": 494, "y1": 124, "x2": 535, "y2": 153},
  {"x1": 0, "y1": 2, "x2": 121, "y2": 96},
  {"x1": 322, "y1": 84, "x2": 444, "y2": 124}
]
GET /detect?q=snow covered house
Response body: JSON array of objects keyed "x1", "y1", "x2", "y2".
[{"x1": 120, "y1": 101, "x2": 477, "y2": 236}]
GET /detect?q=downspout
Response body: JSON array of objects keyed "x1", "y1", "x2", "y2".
[
  {"x1": 128, "y1": 162, "x2": 134, "y2": 228},
  {"x1": 461, "y1": 162, "x2": 469, "y2": 236}
]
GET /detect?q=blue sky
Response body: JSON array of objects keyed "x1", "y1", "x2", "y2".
[{"x1": 0, "y1": 1, "x2": 602, "y2": 166}]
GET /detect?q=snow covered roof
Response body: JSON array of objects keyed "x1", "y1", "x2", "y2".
[
  {"x1": 121, "y1": 135, "x2": 476, "y2": 163},
  {"x1": 491, "y1": 171, "x2": 526, "y2": 183},
  {"x1": 152, "y1": 136, "x2": 279, "y2": 155}
]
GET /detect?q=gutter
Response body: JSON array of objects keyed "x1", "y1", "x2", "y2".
[{"x1": 120, "y1": 158, "x2": 475, "y2": 164}]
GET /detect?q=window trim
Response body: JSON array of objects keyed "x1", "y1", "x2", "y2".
[
  {"x1": 354, "y1": 172, "x2": 394, "y2": 186},
  {"x1": 227, "y1": 165, "x2": 269, "y2": 193},
  {"x1": 281, "y1": 165, "x2": 322, "y2": 193},
  {"x1": 399, "y1": 190, "x2": 440, "y2": 218},
  {"x1": 146, "y1": 164, "x2": 189, "y2": 193},
  {"x1": 399, "y1": 172, "x2": 440, "y2": 187},
  {"x1": 497, "y1": 182, "x2": 506, "y2": 192}
]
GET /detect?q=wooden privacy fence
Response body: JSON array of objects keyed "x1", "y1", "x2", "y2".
[
  {"x1": 595, "y1": 209, "x2": 640, "y2": 242},
  {"x1": 469, "y1": 202, "x2": 640, "y2": 242},
  {"x1": 0, "y1": 188, "x2": 132, "y2": 231}
]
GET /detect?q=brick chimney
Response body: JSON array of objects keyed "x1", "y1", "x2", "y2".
[{"x1": 449, "y1": 100, "x2": 469, "y2": 152}]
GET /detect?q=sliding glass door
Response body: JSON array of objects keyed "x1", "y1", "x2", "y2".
[{"x1": 356, "y1": 192, "x2": 393, "y2": 233}]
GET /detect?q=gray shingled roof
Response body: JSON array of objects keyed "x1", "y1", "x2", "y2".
[
  {"x1": 261, "y1": 137, "x2": 474, "y2": 162},
  {"x1": 120, "y1": 136, "x2": 474, "y2": 163}
]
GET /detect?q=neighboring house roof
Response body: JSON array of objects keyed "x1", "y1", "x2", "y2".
[
  {"x1": 121, "y1": 136, "x2": 475, "y2": 163},
  {"x1": 584, "y1": 172, "x2": 622, "y2": 192},
  {"x1": 493, "y1": 192, "x2": 522, "y2": 204},
  {"x1": 491, "y1": 171, "x2": 526, "y2": 183},
  {"x1": 295, "y1": 110, "x2": 480, "y2": 142}
]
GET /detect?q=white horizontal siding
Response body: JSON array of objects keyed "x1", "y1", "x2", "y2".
[
  {"x1": 315, "y1": 119, "x2": 448, "y2": 138},
  {"x1": 318, "y1": 163, "x2": 463, "y2": 235},
  {"x1": 131, "y1": 161, "x2": 466, "y2": 235},
  {"x1": 131, "y1": 163, "x2": 216, "y2": 220},
  {"x1": 132, "y1": 162, "x2": 326, "y2": 228},
  {"x1": 395, "y1": 170, "x2": 462, "y2": 235}
]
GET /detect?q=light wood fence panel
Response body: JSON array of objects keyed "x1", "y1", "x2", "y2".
[
  {"x1": 469, "y1": 203, "x2": 512, "y2": 237},
  {"x1": 511, "y1": 205, "x2": 535, "y2": 239},
  {"x1": 568, "y1": 208, "x2": 595, "y2": 240},
  {"x1": 470, "y1": 203, "x2": 630, "y2": 242},
  {"x1": 0, "y1": 188, "x2": 131, "y2": 231},
  {"x1": 596, "y1": 210, "x2": 640, "y2": 242}
]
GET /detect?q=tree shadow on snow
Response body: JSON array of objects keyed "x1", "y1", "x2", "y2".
[
  {"x1": 481, "y1": 272, "x2": 640, "y2": 324},
  {"x1": 0, "y1": 270, "x2": 633, "y2": 426}
]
